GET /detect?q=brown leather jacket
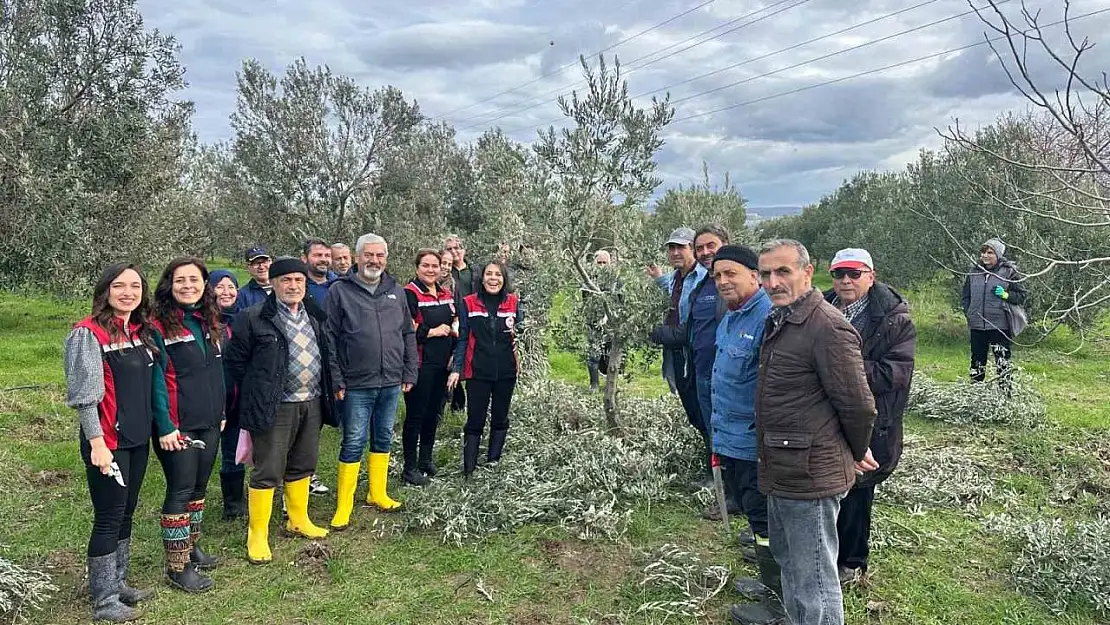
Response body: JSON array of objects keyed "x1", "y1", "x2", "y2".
[{"x1": 756, "y1": 289, "x2": 876, "y2": 500}]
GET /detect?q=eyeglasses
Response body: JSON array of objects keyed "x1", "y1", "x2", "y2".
[
  {"x1": 831, "y1": 268, "x2": 869, "y2": 280},
  {"x1": 248, "y1": 258, "x2": 271, "y2": 267}
]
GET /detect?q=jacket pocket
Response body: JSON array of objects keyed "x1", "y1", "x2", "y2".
[{"x1": 762, "y1": 429, "x2": 812, "y2": 486}]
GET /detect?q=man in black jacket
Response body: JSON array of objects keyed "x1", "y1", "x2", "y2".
[
  {"x1": 445, "y1": 234, "x2": 473, "y2": 412},
  {"x1": 325, "y1": 233, "x2": 418, "y2": 529},
  {"x1": 824, "y1": 248, "x2": 917, "y2": 584},
  {"x1": 224, "y1": 258, "x2": 337, "y2": 565}
]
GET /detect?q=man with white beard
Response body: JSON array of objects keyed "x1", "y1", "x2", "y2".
[{"x1": 324, "y1": 233, "x2": 419, "y2": 528}]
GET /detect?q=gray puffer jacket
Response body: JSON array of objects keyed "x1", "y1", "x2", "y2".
[{"x1": 961, "y1": 259, "x2": 1027, "y2": 332}]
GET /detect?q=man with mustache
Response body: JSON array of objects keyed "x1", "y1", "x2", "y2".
[
  {"x1": 325, "y1": 233, "x2": 418, "y2": 528},
  {"x1": 749, "y1": 239, "x2": 876, "y2": 625},
  {"x1": 330, "y1": 243, "x2": 353, "y2": 276}
]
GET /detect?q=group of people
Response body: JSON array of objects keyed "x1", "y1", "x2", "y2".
[
  {"x1": 643, "y1": 230, "x2": 1026, "y2": 625},
  {"x1": 62, "y1": 218, "x2": 1026, "y2": 624},
  {"x1": 62, "y1": 233, "x2": 523, "y2": 621}
]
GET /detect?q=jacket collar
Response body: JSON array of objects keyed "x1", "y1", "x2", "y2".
[
  {"x1": 260, "y1": 292, "x2": 324, "y2": 323},
  {"x1": 783, "y1": 288, "x2": 824, "y2": 325},
  {"x1": 335, "y1": 271, "x2": 397, "y2": 294}
]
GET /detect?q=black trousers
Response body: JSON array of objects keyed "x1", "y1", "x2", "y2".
[
  {"x1": 969, "y1": 329, "x2": 1013, "y2": 383},
  {"x1": 465, "y1": 378, "x2": 516, "y2": 436},
  {"x1": 249, "y1": 400, "x2": 322, "y2": 489},
  {"x1": 836, "y1": 484, "x2": 876, "y2": 571},
  {"x1": 83, "y1": 440, "x2": 149, "y2": 557},
  {"x1": 154, "y1": 426, "x2": 220, "y2": 514},
  {"x1": 402, "y1": 365, "x2": 448, "y2": 463},
  {"x1": 721, "y1": 456, "x2": 768, "y2": 537},
  {"x1": 450, "y1": 385, "x2": 466, "y2": 412}
]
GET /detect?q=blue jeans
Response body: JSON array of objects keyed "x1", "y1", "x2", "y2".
[
  {"x1": 339, "y1": 386, "x2": 401, "y2": 462},
  {"x1": 768, "y1": 493, "x2": 846, "y2": 625}
]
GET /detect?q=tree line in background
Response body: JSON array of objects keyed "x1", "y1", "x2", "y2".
[{"x1": 1, "y1": 0, "x2": 1105, "y2": 421}]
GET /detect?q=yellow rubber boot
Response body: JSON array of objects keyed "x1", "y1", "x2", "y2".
[
  {"x1": 330, "y1": 461, "x2": 361, "y2": 530},
  {"x1": 366, "y1": 452, "x2": 403, "y2": 511},
  {"x1": 284, "y1": 477, "x2": 329, "y2": 539},
  {"x1": 246, "y1": 488, "x2": 273, "y2": 564}
]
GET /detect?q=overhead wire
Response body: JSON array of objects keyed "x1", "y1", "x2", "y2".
[
  {"x1": 432, "y1": 0, "x2": 715, "y2": 120},
  {"x1": 451, "y1": 0, "x2": 813, "y2": 130}
]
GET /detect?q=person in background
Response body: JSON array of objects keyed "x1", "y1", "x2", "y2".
[
  {"x1": 401, "y1": 249, "x2": 457, "y2": 485},
  {"x1": 750, "y1": 239, "x2": 876, "y2": 625},
  {"x1": 647, "y1": 227, "x2": 708, "y2": 479},
  {"x1": 960, "y1": 238, "x2": 1027, "y2": 384},
  {"x1": 439, "y1": 249, "x2": 457, "y2": 293},
  {"x1": 303, "y1": 237, "x2": 337, "y2": 307},
  {"x1": 585, "y1": 249, "x2": 613, "y2": 392},
  {"x1": 63, "y1": 262, "x2": 171, "y2": 621},
  {"x1": 445, "y1": 235, "x2": 473, "y2": 412},
  {"x1": 825, "y1": 249, "x2": 916, "y2": 585},
  {"x1": 224, "y1": 258, "x2": 337, "y2": 564},
  {"x1": 237, "y1": 246, "x2": 272, "y2": 310},
  {"x1": 330, "y1": 243, "x2": 353, "y2": 276},
  {"x1": 447, "y1": 260, "x2": 524, "y2": 478},
  {"x1": 150, "y1": 257, "x2": 226, "y2": 593},
  {"x1": 208, "y1": 269, "x2": 247, "y2": 520},
  {"x1": 325, "y1": 234, "x2": 418, "y2": 529},
  {"x1": 703, "y1": 246, "x2": 775, "y2": 625}
]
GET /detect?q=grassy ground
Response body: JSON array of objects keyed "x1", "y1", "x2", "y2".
[{"x1": 1, "y1": 278, "x2": 1108, "y2": 625}]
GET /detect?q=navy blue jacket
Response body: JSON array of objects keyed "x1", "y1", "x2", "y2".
[{"x1": 237, "y1": 279, "x2": 271, "y2": 310}]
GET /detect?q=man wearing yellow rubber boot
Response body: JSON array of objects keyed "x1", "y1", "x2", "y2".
[
  {"x1": 325, "y1": 233, "x2": 418, "y2": 529},
  {"x1": 225, "y1": 257, "x2": 338, "y2": 563}
]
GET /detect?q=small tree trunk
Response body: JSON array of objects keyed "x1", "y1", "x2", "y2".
[{"x1": 603, "y1": 339, "x2": 625, "y2": 436}]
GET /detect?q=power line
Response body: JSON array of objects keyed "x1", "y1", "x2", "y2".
[
  {"x1": 452, "y1": 0, "x2": 812, "y2": 131},
  {"x1": 498, "y1": 0, "x2": 1007, "y2": 137},
  {"x1": 670, "y1": 6, "x2": 1110, "y2": 124},
  {"x1": 431, "y1": 0, "x2": 715, "y2": 120}
]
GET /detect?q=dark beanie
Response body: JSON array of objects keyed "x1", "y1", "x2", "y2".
[
  {"x1": 712, "y1": 245, "x2": 759, "y2": 271},
  {"x1": 208, "y1": 269, "x2": 239, "y2": 288},
  {"x1": 269, "y1": 257, "x2": 309, "y2": 280}
]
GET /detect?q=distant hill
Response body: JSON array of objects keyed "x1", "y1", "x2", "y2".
[{"x1": 746, "y1": 205, "x2": 803, "y2": 226}]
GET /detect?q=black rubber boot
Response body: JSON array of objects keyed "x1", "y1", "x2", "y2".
[
  {"x1": 418, "y1": 442, "x2": 438, "y2": 477},
  {"x1": 166, "y1": 563, "x2": 214, "y2": 593},
  {"x1": 89, "y1": 551, "x2": 139, "y2": 622},
  {"x1": 115, "y1": 539, "x2": 154, "y2": 606},
  {"x1": 189, "y1": 545, "x2": 218, "y2": 571},
  {"x1": 462, "y1": 434, "x2": 481, "y2": 478},
  {"x1": 220, "y1": 472, "x2": 246, "y2": 520},
  {"x1": 730, "y1": 544, "x2": 786, "y2": 624},
  {"x1": 737, "y1": 527, "x2": 756, "y2": 547},
  {"x1": 487, "y1": 429, "x2": 508, "y2": 464},
  {"x1": 402, "y1": 441, "x2": 428, "y2": 485},
  {"x1": 588, "y1": 363, "x2": 600, "y2": 391}
]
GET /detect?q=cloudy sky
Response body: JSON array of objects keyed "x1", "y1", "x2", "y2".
[{"x1": 138, "y1": 0, "x2": 1110, "y2": 209}]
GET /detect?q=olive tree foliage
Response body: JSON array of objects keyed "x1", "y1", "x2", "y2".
[
  {"x1": 229, "y1": 58, "x2": 422, "y2": 250},
  {"x1": 533, "y1": 54, "x2": 674, "y2": 433},
  {"x1": 651, "y1": 162, "x2": 752, "y2": 244},
  {"x1": 0, "y1": 0, "x2": 193, "y2": 294}
]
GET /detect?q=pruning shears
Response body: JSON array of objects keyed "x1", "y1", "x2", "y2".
[{"x1": 179, "y1": 435, "x2": 207, "y2": 450}]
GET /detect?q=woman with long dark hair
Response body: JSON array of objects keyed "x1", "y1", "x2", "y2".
[
  {"x1": 447, "y1": 260, "x2": 523, "y2": 478},
  {"x1": 401, "y1": 249, "x2": 456, "y2": 485},
  {"x1": 150, "y1": 257, "x2": 226, "y2": 593},
  {"x1": 208, "y1": 269, "x2": 246, "y2": 519},
  {"x1": 63, "y1": 262, "x2": 176, "y2": 622}
]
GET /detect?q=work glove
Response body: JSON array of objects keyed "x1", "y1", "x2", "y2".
[{"x1": 993, "y1": 285, "x2": 1009, "y2": 300}]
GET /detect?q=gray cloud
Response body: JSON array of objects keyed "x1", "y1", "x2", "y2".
[{"x1": 135, "y1": 0, "x2": 1109, "y2": 207}]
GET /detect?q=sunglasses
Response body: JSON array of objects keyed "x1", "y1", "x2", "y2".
[{"x1": 831, "y1": 268, "x2": 869, "y2": 280}]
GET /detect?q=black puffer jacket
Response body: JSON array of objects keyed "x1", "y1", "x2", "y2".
[
  {"x1": 224, "y1": 294, "x2": 338, "y2": 434},
  {"x1": 825, "y1": 282, "x2": 917, "y2": 488}
]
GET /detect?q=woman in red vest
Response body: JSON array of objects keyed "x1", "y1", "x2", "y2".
[
  {"x1": 149, "y1": 257, "x2": 226, "y2": 592},
  {"x1": 401, "y1": 249, "x2": 457, "y2": 485},
  {"x1": 447, "y1": 260, "x2": 523, "y2": 478},
  {"x1": 63, "y1": 262, "x2": 176, "y2": 622}
]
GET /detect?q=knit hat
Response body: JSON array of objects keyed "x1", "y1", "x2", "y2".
[
  {"x1": 208, "y1": 269, "x2": 239, "y2": 288},
  {"x1": 711, "y1": 245, "x2": 759, "y2": 271},
  {"x1": 981, "y1": 238, "x2": 1006, "y2": 258},
  {"x1": 268, "y1": 257, "x2": 309, "y2": 280}
]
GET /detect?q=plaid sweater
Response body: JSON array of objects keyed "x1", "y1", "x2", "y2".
[{"x1": 274, "y1": 301, "x2": 322, "y2": 402}]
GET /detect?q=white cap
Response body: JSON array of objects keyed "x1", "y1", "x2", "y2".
[{"x1": 830, "y1": 248, "x2": 874, "y2": 271}]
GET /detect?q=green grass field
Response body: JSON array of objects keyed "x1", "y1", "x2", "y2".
[{"x1": 1, "y1": 278, "x2": 1107, "y2": 624}]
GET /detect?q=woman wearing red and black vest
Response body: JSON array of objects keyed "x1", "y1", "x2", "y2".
[
  {"x1": 150, "y1": 257, "x2": 226, "y2": 593},
  {"x1": 401, "y1": 249, "x2": 457, "y2": 486},
  {"x1": 447, "y1": 260, "x2": 524, "y2": 478},
  {"x1": 63, "y1": 262, "x2": 175, "y2": 622}
]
